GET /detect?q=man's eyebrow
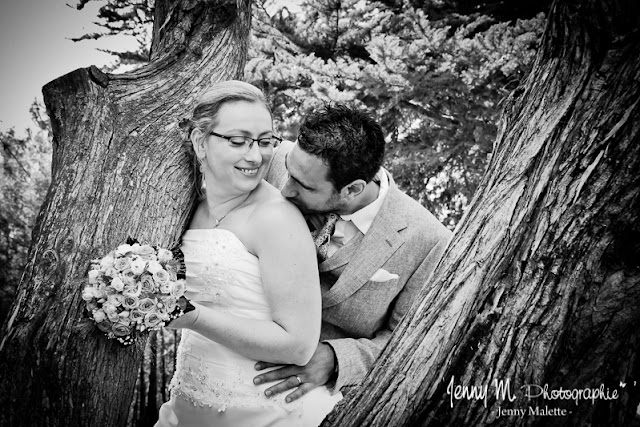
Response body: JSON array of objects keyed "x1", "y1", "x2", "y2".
[{"x1": 285, "y1": 152, "x2": 314, "y2": 190}]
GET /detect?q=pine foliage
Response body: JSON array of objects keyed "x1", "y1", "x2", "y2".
[
  {"x1": 247, "y1": 0, "x2": 546, "y2": 228},
  {"x1": 68, "y1": 0, "x2": 547, "y2": 227},
  {"x1": 0, "y1": 103, "x2": 52, "y2": 324}
]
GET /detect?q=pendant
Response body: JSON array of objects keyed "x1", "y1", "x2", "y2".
[{"x1": 212, "y1": 218, "x2": 220, "y2": 228}]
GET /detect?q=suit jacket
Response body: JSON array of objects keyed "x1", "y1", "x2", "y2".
[{"x1": 266, "y1": 141, "x2": 452, "y2": 392}]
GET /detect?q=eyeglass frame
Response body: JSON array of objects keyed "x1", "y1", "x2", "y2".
[{"x1": 209, "y1": 131, "x2": 282, "y2": 151}]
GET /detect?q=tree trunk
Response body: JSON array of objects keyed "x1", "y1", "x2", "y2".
[
  {"x1": 143, "y1": 332, "x2": 159, "y2": 426},
  {"x1": 0, "y1": 1, "x2": 252, "y2": 425},
  {"x1": 324, "y1": 0, "x2": 640, "y2": 426},
  {"x1": 160, "y1": 329, "x2": 167, "y2": 403}
]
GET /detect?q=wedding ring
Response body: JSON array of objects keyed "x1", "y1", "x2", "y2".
[{"x1": 295, "y1": 376, "x2": 302, "y2": 385}]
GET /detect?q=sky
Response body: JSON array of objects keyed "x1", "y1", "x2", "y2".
[
  {"x1": 0, "y1": 0, "x2": 136, "y2": 137},
  {"x1": 0, "y1": 0, "x2": 302, "y2": 138}
]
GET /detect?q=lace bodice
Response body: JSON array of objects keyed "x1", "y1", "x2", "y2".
[
  {"x1": 169, "y1": 228, "x2": 300, "y2": 412},
  {"x1": 181, "y1": 228, "x2": 268, "y2": 318}
]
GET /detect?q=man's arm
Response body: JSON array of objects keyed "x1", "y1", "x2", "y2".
[
  {"x1": 326, "y1": 233, "x2": 451, "y2": 391},
  {"x1": 253, "y1": 231, "x2": 451, "y2": 400}
]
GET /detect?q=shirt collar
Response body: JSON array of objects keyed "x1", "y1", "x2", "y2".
[{"x1": 340, "y1": 169, "x2": 388, "y2": 235}]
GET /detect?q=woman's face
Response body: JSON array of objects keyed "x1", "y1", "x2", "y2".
[{"x1": 201, "y1": 100, "x2": 274, "y2": 196}]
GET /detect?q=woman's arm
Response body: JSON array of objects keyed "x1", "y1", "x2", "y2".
[{"x1": 169, "y1": 197, "x2": 321, "y2": 365}]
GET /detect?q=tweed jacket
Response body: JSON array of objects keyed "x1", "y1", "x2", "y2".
[{"x1": 266, "y1": 141, "x2": 452, "y2": 392}]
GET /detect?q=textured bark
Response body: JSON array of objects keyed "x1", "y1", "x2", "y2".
[
  {"x1": 127, "y1": 328, "x2": 180, "y2": 426},
  {"x1": 144, "y1": 332, "x2": 159, "y2": 426},
  {"x1": 324, "y1": 0, "x2": 640, "y2": 426},
  {"x1": 0, "y1": 1, "x2": 252, "y2": 426}
]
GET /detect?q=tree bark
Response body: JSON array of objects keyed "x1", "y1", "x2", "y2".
[
  {"x1": 0, "y1": 1, "x2": 252, "y2": 425},
  {"x1": 324, "y1": 0, "x2": 640, "y2": 426},
  {"x1": 144, "y1": 332, "x2": 159, "y2": 426}
]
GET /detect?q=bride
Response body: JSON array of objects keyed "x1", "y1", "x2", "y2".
[{"x1": 155, "y1": 81, "x2": 341, "y2": 426}]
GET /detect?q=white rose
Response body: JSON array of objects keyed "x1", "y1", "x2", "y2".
[
  {"x1": 130, "y1": 243, "x2": 142, "y2": 254},
  {"x1": 129, "y1": 309, "x2": 145, "y2": 323},
  {"x1": 147, "y1": 260, "x2": 163, "y2": 275},
  {"x1": 100, "y1": 255, "x2": 115, "y2": 270},
  {"x1": 144, "y1": 312, "x2": 163, "y2": 328},
  {"x1": 153, "y1": 268, "x2": 170, "y2": 285},
  {"x1": 93, "y1": 309, "x2": 106, "y2": 323},
  {"x1": 137, "y1": 245, "x2": 157, "y2": 261},
  {"x1": 138, "y1": 245, "x2": 155, "y2": 256},
  {"x1": 123, "y1": 282, "x2": 142, "y2": 297},
  {"x1": 103, "y1": 303, "x2": 118, "y2": 314},
  {"x1": 137, "y1": 298, "x2": 156, "y2": 313},
  {"x1": 107, "y1": 294, "x2": 124, "y2": 307},
  {"x1": 170, "y1": 280, "x2": 187, "y2": 297},
  {"x1": 103, "y1": 267, "x2": 118, "y2": 278},
  {"x1": 99, "y1": 283, "x2": 115, "y2": 296},
  {"x1": 116, "y1": 244, "x2": 133, "y2": 256},
  {"x1": 162, "y1": 296, "x2": 177, "y2": 313},
  {"x1": 121, "y1": 269, "x2": 136, "y2": 285},
  {"x1": 157, "y1": 248, "x2": 173, "y2": 263},
  {"x1": 110, "y1": 276, "x2": 125, "y2": 291},
  {"x1": 123, "y1": 295, "x2": 140, "y2": 309},
  {"x1": 130, "y1": 258, "x2": 146, "y2": 275},
  {"x1": 139, "y1": 275, "x2": 157, "y2": 293},
  {"x1": 82, "y1": 286, "x2": 98, "y2": 302},
  {"x1": 107, "y1": 311, "x2": 120, "y2": 322},
  {"x1": 116, "y1": 316, "x2": 132, "y2": 330},
  {"x1": 113, "y1": 257, "x2": 131, "y2": 271},
  {"x1": 88, "y1": 269, "x2": 101, "y2": 284}
]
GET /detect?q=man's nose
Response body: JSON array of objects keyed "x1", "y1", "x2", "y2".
[{"x1": 281, "y1": 179, "x2": 296, "y2": 198}]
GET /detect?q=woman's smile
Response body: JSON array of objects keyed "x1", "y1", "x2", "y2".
[{"x1": 236, "y1": 166, "x2": 261, "y2": 176}]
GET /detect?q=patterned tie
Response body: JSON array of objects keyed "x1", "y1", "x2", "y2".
[{"x1": 311, "y1": 213, "x2": 339, "y2": 262}]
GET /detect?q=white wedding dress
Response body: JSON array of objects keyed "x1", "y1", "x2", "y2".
[{"x1": 155, "y1": 229, "x2": 341, "y2": 427}]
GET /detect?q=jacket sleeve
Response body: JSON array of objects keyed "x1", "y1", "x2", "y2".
[
  {"x1": 323, "y1": 232, "x2": 451, "y2": 392},
  {"x1": 264, "y1": 140, "x2": 293, "y2": 190}
]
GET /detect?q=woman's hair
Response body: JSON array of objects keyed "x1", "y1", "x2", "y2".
[{"x1": 179, "y1": 80, "x2": 270, "y2": 197}]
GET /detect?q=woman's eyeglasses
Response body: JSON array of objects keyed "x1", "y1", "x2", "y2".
[{"x1": 209, "y1": 131, "x2": 282, "y2": 152}]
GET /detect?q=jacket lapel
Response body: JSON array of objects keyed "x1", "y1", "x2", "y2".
[
  {"x1": 322, "y1": 172, "x2": 408, "y2": 308},
  {"x1": 319, "y1": 232, "x2": 364, "y2": 272}
]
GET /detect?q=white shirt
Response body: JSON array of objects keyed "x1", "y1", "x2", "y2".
[{"x1": 327, "y1": 169, "x2": 389, "y2": 257}]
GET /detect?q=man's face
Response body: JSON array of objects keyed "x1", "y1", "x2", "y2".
[{"x1": 281, "y1": 145, "x2": 345, "y2": 214}]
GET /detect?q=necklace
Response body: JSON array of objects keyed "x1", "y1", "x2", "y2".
[{"x1": 210, "y1": 193, "x2": 251, "y2": 229}]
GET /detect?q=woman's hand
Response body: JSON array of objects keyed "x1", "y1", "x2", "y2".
[{"x1": 165, "y1": 300, "x2": 200, "y2": 330}]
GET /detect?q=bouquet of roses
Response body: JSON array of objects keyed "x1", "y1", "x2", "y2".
[{"x1": 82, "y1": 238, "x2": 193, "y2": 346}]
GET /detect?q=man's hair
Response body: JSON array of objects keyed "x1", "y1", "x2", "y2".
[{"x1": 297, "y1": 104, "x2": 385, "y2": 191}]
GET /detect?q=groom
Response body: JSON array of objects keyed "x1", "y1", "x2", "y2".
[{"x1": 255, "y1": 104, "x2": 452, "y2": 401}]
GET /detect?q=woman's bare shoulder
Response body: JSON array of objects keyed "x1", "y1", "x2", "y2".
[{"x1": 249, "y1": 183, "x2": 306, "y2": 231}]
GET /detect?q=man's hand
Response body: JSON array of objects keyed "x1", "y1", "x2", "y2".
[{"x1": 253, "y1": 342, "x2": 336, "y2": 403}]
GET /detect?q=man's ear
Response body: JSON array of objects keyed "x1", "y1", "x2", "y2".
[
  {"x1": 339, "y1": 179, "x2": 367, "y2": 202},
  {"x1": 190, "y1": 128, "x2": 206, "y2": 160}
]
